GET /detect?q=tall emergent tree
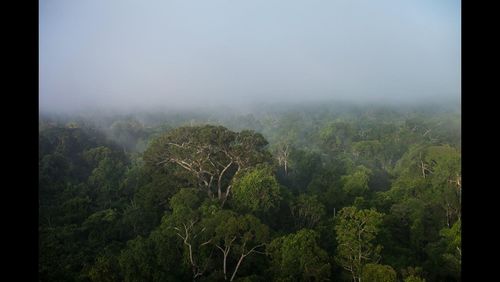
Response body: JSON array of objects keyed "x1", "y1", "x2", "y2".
[{"x1": 143, "y1": 125, "x2": 271, "y2": 204}]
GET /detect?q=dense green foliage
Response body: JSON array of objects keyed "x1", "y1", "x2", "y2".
[
  {"x1": 39, "y1": 102, "x2": 461, "y2": 281},
  {"x1": 268, "y1": 229, "x2": 331, "y2": 281}
]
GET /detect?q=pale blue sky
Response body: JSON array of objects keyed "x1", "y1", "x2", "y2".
[{"x1": 39, "y1": 0, "x2": 460, "y2": 112}]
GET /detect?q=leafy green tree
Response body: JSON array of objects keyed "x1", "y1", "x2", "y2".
[
  {"x1": 82, "y1": 209, "x2": 121, "y2": 249},
  {"x1": 268, "y1": 229, "x2": 331, "y2": 281},
  {"x1": 231, "y1": 165, "x2": 281, "y2": 214},
  {"x1": 123, "y1": 168, "x2": 183, "y2": 236},
  {"x1": 424, "y1": 220, "x2": 461, "y2": 281},
  {"x1": 440, "y1": 220, "x2": 461, "y2": 272},
  {"x1": 164, "y1": 188, "x2": 214, "y2": 280},
  {"x1": 207, "y1": 210, "x2": 270, "y2": 281},
  {"x1": 117, "y1": 225, "x2": 188, "y2": 281},
  {"x1": 341, "y1": 165, "x2": 372, "y2": 198},
  {"x1": 39, "y1": 224, "x2": 86, "y2": 281},
  {"x1": 306, "y1": 158, "x2": 349, "y2": 214},
  {"x1": 335, "y1": 206, "x2": 384, "y2": 282},
  {"x1": 400, "y1": 266, "x2": 425, "y2": 280},
  {"x1": 379, "y1": 197, "x2": 444, "y2": 271},
  {"x1": 404, "y1": 275, "x2": 426, "y2": 282},
  {"x1": 144, "y1": 125, "x2": 271, "y2": 203},
  {"x1": 423, "y1": 145, "x2": 461, "y2": 228},
  {"x1": 59, "y1": 195, "x2": 92, "y2": 225},
  {"x1": 383, "y1": 144, "x2": 460, "y2": 275},
  {"x1": 319, "y1": 121, "x2": 355, "y2": 153},
  {"x1": 88, "y1": 254, "x2": 121, "y2": 282},
  {"x1": 290, "y1": 194, "x2": 326, "y2": 230},
  {"x1": 118, "y1": 236, "x2": 158, "y2": 282},
  {"x1": 351, "y1": 140, "x2": 384, "y2": 167},
  {"x1": 361, "y1": 264, "x2": 397, "y2": 282},
  {"x1": 284, "y1": 148, "x2": 322, "y2": 192},
  {"x1": 83, "y1": 146, "x2": 128, "y2": 208}
]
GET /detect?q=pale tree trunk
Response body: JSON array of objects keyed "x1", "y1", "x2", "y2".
[
  {"x1": 223, "y1": 252, "x2": 228, "y2": 280},
  {"x1": 276, "y1": 142, "x2": 290, "y2": 175},
  {"x1": 218, "y1": 247, "x2": 229, "y2": 280},
  {"x1": 218, "y1": 161, "x2": 233, "y2": 200},
  {"x1": 216, "y1": 237, "x2": 235, "y2": 280},
  {"x1": 229, "y1": 243, "x2": 265, "y2": 281},
  {"x1": 230, "y1": 254, "x2": 245, "y2": 281},
  {"x1": 420, "y1": 160, "x2": 426, "y2": 178},
  {"x1": 283, "y1": 144, "x2": 289, "y2": 175},
  {"x1": 220, "y1": 185, "x2": 232, "y2": 208},
  {"x1": 174, "y1": 221, "x2": 212, "y2": 281}
]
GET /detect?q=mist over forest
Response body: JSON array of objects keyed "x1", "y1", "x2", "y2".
[{"x1": 39, "y1": 1, "x2": 460, "y2": 281}]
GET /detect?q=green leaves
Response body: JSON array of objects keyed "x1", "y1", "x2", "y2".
[
  {"x1": 290, "y1": 194, "x2": 326, "y2": 230},
  {"x1": 39, "y1": 106, "x2": 461, "y2": 281},
  {"x1": 361, "y1": 264, "x2": 397, "y2": 282},
  {"x1": 159, "y1": 188, "x2": 271, "y2": 281},
  {"x1": 268, "y1": 229, "x2": 331, "y2": 281},
  {"x1": 231, "y1": 165, "x2": 282, "y2": 213},
  {"x1": 88, "y1": 254, "x2": 121, "y2": 282},
  {"x1": 82, "y1": 209, "x2": 121, "y2": 247},
  {"x1": 335, "y1": 206, "x2": 384, "y2": 281},
  {"x1": 341, "y1": 165, "x2": 372, "y2": 197},
  {"x1": 423, "y1": 220, "x2": 461, "y2": 280},
  {"x1": 143, "y1": 125, "x2": 271, "y2": 201},
  {"x1": 404, "y1": 275, "x2": 426, "y2": 282}
]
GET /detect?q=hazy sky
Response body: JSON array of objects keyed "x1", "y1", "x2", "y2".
[{"x1": 39, "y1": 0, "x2": 460, "y2": 112}]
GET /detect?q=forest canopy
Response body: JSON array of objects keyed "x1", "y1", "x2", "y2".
[{"x1": 39, "y1": 102, "x2": 461, "y2": 281}]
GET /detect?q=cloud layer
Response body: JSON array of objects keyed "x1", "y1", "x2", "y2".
[{"x1": 40, "y1": 0, "x2": 461, "y2": 112}]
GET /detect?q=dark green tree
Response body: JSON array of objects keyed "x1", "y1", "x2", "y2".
[
  {"x1": 361, "y1": 264, "x2": 397, "y2": 282},
  {"x1": 268, "y1": 229, "x2": 331, "y2": 281}
]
